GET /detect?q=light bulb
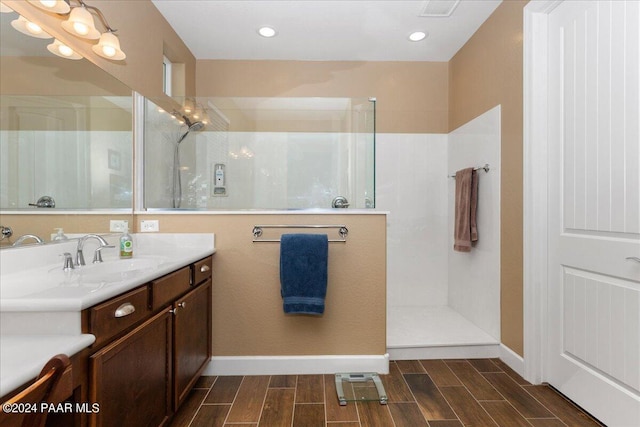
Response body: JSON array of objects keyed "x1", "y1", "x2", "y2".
[
  {"x1": 11, "y1": 15, "x2": 52, "y2": 39},
  {"x1": 26, "y1": 21, "x2": 43, "y2": 35},
  {"x1": 258, "y1": 26, "x2": 277, "y2": 38},
  {"x1": 409, "y1": 31, "x2": 427, "y2": 42},
  {"x1": 28, "y1": 0, "x2": 70, "y2": 13},
  {"x1": 102, "y1": 45, "x2": 116, "y2": 57},
  {"x1": 58, "y1": 44, "x2": 74, "y2": 57},
  {"x1": 73, "y1": 21, "x2": 89, "y2": 36},
  {"x1": 47, "y1": 39, "x2": 82, "y2": 59}
]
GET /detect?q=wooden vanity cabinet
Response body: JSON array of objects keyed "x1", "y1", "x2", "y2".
[
  {"x1": 173, "y1": 278, "x2": 211, "y2": 410},
  {"x1": 84, "y1": 256, "x2": 212, "y2": 427},
  {"x1": 89, "y1": 310, "x2": 173, "y2": 427}
]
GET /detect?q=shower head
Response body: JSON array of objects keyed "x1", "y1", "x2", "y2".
[
  {"x1": 184, "y1": 116, "x2": 204, "y2": 132},
  {"x1": 175, "y1": 115, "x2": 204, "y2": 145}
]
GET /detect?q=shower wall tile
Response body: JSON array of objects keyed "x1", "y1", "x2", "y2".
[
  {"x1": 447, "y1": 105, "x2": 501, "y2": 340},
  {"x1": 376, "y1": 133, "x2": 449, "y2": 308}
]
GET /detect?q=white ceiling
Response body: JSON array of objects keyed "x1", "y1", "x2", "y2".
[{"x1": 151, "y1": 0, "x2": 502, "y2": 62}]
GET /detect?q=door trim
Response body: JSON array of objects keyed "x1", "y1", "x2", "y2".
[{"x1": 523, "y1": 0, "x2": 563, "y2": 385}]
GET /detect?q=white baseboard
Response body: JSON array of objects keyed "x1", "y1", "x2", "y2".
[
  {"x1": 499, "y1": 344, "x2": 525, "y2": 378},
  {"x1": 387, "y1": 344, "x2": 500, "y2": 361},
  {"x1": 203, "y1": 354, "x2": 390, "y2": 376}
]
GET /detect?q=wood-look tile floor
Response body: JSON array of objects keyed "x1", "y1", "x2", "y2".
[{"x1": 168, "y1": 359, "x2": 604, "y2": 427}]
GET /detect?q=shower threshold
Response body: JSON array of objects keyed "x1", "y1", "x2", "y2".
[
  {"x1": 387, "y1": 305, "x2": 500, "y2": 360},
  {"x1": 334, "y1": 373, "x2": 387, "y2": 406}
]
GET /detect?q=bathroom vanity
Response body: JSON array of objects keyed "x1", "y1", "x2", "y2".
[
  {"x1": 0, "y1": 233, "x2": 215, "y2": 427},
  {"x1": 87, "y1": 256, "x2": 212, "y2": 427}
]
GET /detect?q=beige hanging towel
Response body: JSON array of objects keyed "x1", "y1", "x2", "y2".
[{"x1": 454, "y1": 167, "x2": 479, "y2": 252}]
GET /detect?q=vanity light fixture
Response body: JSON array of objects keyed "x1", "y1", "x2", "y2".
[
  {"x1": 9, "y1": 0, "x2": 126, "y2": 61},
  {"x1": 258, "y1": 26, "x2": 277, "y2": 38},
  {"x1": 27, "y1": 0, "x2": 70, "y2": 14},
  {"x1": 47, "y1": 38, "x2": 82, "y2": 60},
  {"x1": 408, "y1": 31, "x2": 427, "y2": 42},
  {"x1": 11, "y1": 15, "x2": 53, "y2": 38}
]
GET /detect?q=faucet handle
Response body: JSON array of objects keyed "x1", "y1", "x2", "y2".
[
  {"x1": 60, "y1": 252, "x2": 74, "y2": 271},
  {"x1": 93, "y1": 245, "x2": 115, "y2": 264}
]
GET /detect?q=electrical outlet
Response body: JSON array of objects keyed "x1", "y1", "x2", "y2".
[
  {"x1": 110, "y1": 220, "x2": 128, "y2": 232},
  {"x1": 140, "y1": 220, "x2": 159, "y2": 232}
]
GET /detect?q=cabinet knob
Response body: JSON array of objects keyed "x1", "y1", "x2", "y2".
[
  {"x1": 200, "y1": 265, "x2": 210, "y2": 273},
  {"x1": 114, "y1": 303, "x2": 136, "y2": 318},
  {"x1": 178, "y1": 302, "x2": 186, "y2": 309}
]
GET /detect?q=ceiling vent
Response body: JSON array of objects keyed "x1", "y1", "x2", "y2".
[{"x1": 420, "y1": 0, "x2": 461, "y2": 17}]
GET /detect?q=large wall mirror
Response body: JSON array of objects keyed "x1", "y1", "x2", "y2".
[{"x1": 0, "y1": 10, "x2": 133, "y2": 246}]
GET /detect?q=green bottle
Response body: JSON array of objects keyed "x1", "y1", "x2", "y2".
[{"x1": 119, "y1": 227, "x2": 133, "y2": 258}]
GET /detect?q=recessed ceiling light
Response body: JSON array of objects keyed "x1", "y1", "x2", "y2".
[
  {"x1": 258, "y1": 26, "x2": 277, "y2": 38},
  {"x1": 409, "y1": 31, "x2": 428, "y2": 42}
]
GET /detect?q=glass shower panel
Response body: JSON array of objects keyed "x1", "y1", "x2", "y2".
[
  {"x1": 0, "y1": 95, "x2": 133, "y2": 210},
  {"x1": 143, "y1": 96, "x2": 375, "y2": 210}
]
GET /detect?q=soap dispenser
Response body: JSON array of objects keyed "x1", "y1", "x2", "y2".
[
  {"x1": 119, "y1": 227, "x2": 134, "y2": 258},
  {"x1": 52, "y1": 228, "x2": 68, "y2": 241}
]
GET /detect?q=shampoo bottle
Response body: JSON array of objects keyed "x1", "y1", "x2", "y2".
[{"x1": 119, "y1": 227, "x2": 134, "y2": 258}]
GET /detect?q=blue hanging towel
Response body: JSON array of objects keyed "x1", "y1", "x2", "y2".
[{"x1": 280, "y1": 233, "x2": 328, "y2": 315}]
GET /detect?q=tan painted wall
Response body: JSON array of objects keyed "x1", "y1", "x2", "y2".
[
  {"x1": 134, "y1": 214, "x2": 387, "y2": 356},
  {"x1": 197, "y1": 60, "x2": 449, "y2": 134},
  {"x1": 0, "y1": 57, "x2": 130, "y2": 96},
  {"x1": 449, "y1": 0, "x2": 528, "y2": 356}
]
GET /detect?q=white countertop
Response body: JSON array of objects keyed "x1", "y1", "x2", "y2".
[
  {"x1": 0, "y1": 233, "x2": 215, "y2": 398},
  {"x1": 0, "y1": 233, "x2": 215, "y2": 312},
  {"x1": 0, "y1": 334, "x2": 96, "y2": 398}
]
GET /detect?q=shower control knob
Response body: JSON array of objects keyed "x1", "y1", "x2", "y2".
[
  {"x1": 28, "y1": 195, "x2": 55, "y2": 208},
  {"x1": 332, "y1": 196, "x2": 350, "y2": 208}
]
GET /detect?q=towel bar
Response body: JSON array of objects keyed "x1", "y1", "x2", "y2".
[
  {"x1": 448, "y1": 163, "x2": 490, "y2": 178},
  {"x1": 252, "y1": 224, "x2": 348, "y2": 243}
]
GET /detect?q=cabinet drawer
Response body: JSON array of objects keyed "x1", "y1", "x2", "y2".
[
  {"x1": 90, "y1": 286, "x2": 150, "y2": 346},
  {"x1": 192, "y1": 256, "x2": 212, "y2": 285},
  {"x1": 152, "y1": 266, "x2": 191, "y2": 310}
]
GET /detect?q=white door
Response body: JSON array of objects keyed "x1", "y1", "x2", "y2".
[{"x1": 547, "y1": 1, "x2": 640, "y2": 425}]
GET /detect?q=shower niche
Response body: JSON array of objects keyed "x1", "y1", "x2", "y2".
[{"x1": 142, "y1": 96, "x2": 375, "y2": 210}]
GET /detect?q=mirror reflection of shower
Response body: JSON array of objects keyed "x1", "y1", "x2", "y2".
[
  {"x1": 172, "y1": 114, "x2": 204, "y2": 208},
  {"x1": 144, "y1": 96, "x2": 375, "y2": 210}
]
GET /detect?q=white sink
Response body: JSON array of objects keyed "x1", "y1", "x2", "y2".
[
  {"x1": 75, "y1": 256, "x2": 167, "y2": 284},
  {"x1": 0, "y1": 233, "x2": 215, "y2": 337},
  {"x1": 0, "y1": 256, "x2": 169, "y2": 300}
]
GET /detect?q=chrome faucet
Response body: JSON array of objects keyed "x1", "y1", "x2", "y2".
[
  {"x1": 61, "y1": 252, "x2": 75, "y2": 271},
  {"x1": 11, "y1": 234, "x2": 44, "y2": 246},
  {"x1": 76, "y1": 234, "x2": 114, "y2": 266}
]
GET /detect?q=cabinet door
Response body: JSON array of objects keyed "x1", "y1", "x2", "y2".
[
  {"x1": 90, "y1": 309, "x2": 172, "y2": 427},
  {"x1": 173, "y1": 279, "x2": 212, "y2": 410}
]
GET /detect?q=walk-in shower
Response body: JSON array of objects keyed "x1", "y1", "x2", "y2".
[
  {"x1": 171, "y1": 115, "x2": 204, "y2": 208},
  {"x1": 143, "y1": 97, "x2": 375, "y2": 210}
]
